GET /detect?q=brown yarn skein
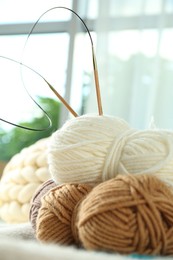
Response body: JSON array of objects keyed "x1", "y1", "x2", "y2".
[
  {"x1": 78, "y1": 174, "x2": 173, "y2": 255},
  {"x1": 36, "y1": 174, "x2": 173, "y2": 256},
  {"x1": 29, "y1": 179, "x2": 56, "y2": 231},
  {"x1": 36, "y1": 183, "x2": 92, "y2": 244}
]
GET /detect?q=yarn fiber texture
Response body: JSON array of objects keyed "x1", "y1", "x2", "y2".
[
  {"x1": 29, "y1": 179, "x2": 56, "y2": 231},
  {"x1": 36, "y1": 183, "x2": 92, "y2": 244},
  {"x1": 48, "y1": 115, "x2": 130, "y2": 185},
  {"x1": 0, "y1": 137, "x2": 51, "y2": 223},
  {"x1": 36, "y1": 174, "x2": 173, "y2": 255},
  {"x1": 48, "y1": 115, "x2": 173, "y2": 187}
]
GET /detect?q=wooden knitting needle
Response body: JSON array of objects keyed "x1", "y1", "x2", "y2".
[{"x1": 92, "y1": 46, "x2": 103, "y2": 116}]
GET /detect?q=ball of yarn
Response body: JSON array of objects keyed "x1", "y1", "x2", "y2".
[
  {"x1": 29, "y1": 179, "x2": 56, "y2": 231},
  {"x1": 36, "y1": 183, "x2": 92, "y2": 244},
  {"x1": 78, "y1": 174, "x2": 173, "y2": 255},
  {"x1": 48, "y1": 115, "x2": 130, "y2": 185},
  {"x1": 48, "y1": 115, "x2": 173, "y2": 187},
  {"x1": 36, "y1": 174, "x2": 173, "y2": 255}
]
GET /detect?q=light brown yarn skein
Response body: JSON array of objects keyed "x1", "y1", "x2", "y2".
[
  {"x1": 36, "y1": 183, "x2": 92, "y2": 244},
  {"x1": 77, "y1": 174, "x2": 173, "y2": 255},
  {"x1": 36, "y1": 174, "x2": 173, "y2": 256}
]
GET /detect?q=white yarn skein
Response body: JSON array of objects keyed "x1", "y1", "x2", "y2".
[
  {"x1": 48, "y1": 114, "x2": 173, "y2": 187},
  {"x1": 103, "y1": 129, "x2": 173, "y2": 187},
  {"x1": 48, "y1": 115, "x2": 130, "y2": 185}
]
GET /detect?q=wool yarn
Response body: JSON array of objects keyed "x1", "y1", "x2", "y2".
[
  {"x1": 48, "y1": 114, "x2": 173, "y2": 187},
  {"x1": 0, "y1": 137, "x2": 51, "y2": 223},
  {"x1": 48, "y1": 115, "x2": 130, "y2": 185},
  {"x1": 36, "y1": 183, "x2": 92, "y2": 244},
  {"x1": 29, "y1": 179, "x2": 56, "y2": 231},
  {"x1": 36, "y1": 174, "x2": 173, "y2": 255}
]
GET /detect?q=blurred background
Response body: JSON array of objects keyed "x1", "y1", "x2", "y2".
[{"x1": 0, "y1": 0, "x2": 173, "y2": 162}]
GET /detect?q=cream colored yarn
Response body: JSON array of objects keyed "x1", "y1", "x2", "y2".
[
  {"x1": 0, "y1": 138, "x2": 51, "y2": 223},
  {"x1": 48, "y1": 115, "x2": 130, "y2": 185},
  {"x1": 48, "y1": 114, "x2": 173, "y2": 187}
]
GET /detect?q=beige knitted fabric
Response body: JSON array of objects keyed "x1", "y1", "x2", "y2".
[{"x1": 0, "y1": 138, "x2": 51, "y2": 223}]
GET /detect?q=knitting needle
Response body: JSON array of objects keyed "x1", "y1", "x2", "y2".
[{"x1": 92, "y1": 46, "x2": 103, "y2": 116}]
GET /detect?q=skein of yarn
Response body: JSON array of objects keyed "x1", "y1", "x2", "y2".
[
  {"x1": 36, "y1": 174, "x2": 173, "y2": 255},
  {"x1": 48, "y1": 114, "x2": 173, "y2": 187},
  {"x1": 36, "y1": 183, "x2": 92, "y2": 244},
  {"x1": 29, "y1": 179, "x2": 56, "y2": 231},
  {"x1": 48, "y1": 114, "x2": 131, "y2": 185}
]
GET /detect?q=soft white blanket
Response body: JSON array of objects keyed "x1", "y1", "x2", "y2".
[{"x1": 0, "y1": 223, "x2": 171, "y2": 260}]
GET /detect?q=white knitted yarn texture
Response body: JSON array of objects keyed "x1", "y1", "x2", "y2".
[
  {"x1": 48, "y1": 114, "x2": 173, "y2": 187},
  {"x1": 0, "y1": 138, "x2": 51, "y2": 223}
]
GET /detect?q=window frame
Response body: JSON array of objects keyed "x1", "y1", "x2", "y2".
[{"x1": 0, "y1": 0, "x2": 173, "y2": 126}]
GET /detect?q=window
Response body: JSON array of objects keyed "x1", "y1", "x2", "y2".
[
  {"x1": 85, "y1": 0, "x2": 173, "y2": 129},
  {"x1": 0, "y1": 0, "x2": 96, "y2": 131},
  {"x1": 0, "y1": 0, "x2": 173, "y2": 154}
]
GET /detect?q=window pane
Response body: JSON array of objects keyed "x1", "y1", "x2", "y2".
[
  {"x1": 85, "y1": 26, "x2": 173, "y2": 129},
  {"x1": 109, "y1": 0, "x2": 162, "y2": 17},
  {"x1": 0, "y1": 33, "x2": 69, "y2": 129},
  {"x1": 87, "y1": 0, "x2": 99, "y2": 19},
  {"x1": 110, "y1": 0, "x2": 143, "y2": 17},
  {"x1": 70, "y1": 32, "x2": 97, "y2": 114},
  {"x1": 0, "y1": 0, "x2": 72, "y2": 24},
  {"x1": 108, "y1": 30, "x2": 159, "y2": 60},
  {"x1": 166, "y1": 0, "x2": 173, "y2": 13}
]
